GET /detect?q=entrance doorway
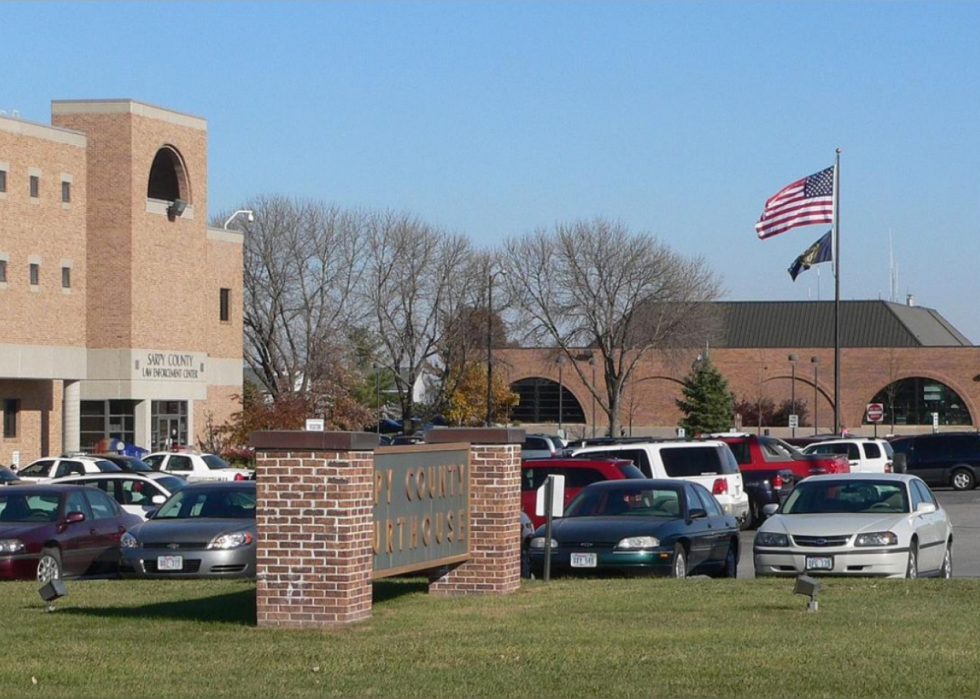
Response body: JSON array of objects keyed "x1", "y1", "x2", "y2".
[{"x1": 151, "y1": 401, "x2": 188, "y2": 451}]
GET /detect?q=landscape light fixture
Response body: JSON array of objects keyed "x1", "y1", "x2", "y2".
[
  {"x1": 793, "y1": 574, "x2": 821, "y2": 612},
  {"x1": 38, "y1": 579, "x2": 68, "y2": 612},
  {"x1": 167, "y1": 198, "x2": 187, "y2": 221}
]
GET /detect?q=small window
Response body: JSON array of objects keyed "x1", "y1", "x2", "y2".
[
  {"x1": 219, "y1": 287, "x2": 230, "y2": 322},
  {"x1": 62, "y1": 266, "x2": 71, "y2": 289},
  {"x1": 85, "y1": 489, "x2": 120, "y2": 520},
  {"x1": 65, "y1": 490, "x2": 93, "y2": 520},
  {"x1": 0, "y1": 170, "x2": 6, "y2": 193},
  {"x1": 61, "y1": 181, "x2": 71, "y2": 203},
  {"x1": 3, "y1": 399, "x2": 19, "y2": 438},
  {"x1": 864, "y1": 443, "x2": 882, "y2": 460},
  {"x1": 29, "y1": 263, "x2": 39, "y2": 286},
  {"x1": 727, "y1": 441, "x2": 751, "y2": 464},
  {"x1": 0, "y1": 260, "x2": 6, "y2": 283},
  {"x1": 168, "y1": 455, "x2": 193, "y2": 472},
  {"x1": 30, "y1": 175, "x2": 39, "y2": 198}
]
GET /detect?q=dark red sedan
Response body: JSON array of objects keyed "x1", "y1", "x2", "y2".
[{"x1": 0, "y1": 484, "x2": 140, "y2": 581}]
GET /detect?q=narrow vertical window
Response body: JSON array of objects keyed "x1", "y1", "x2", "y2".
[
  {"x1": 30, "y1": 175, "x2": 39, "y2": 198},
  {"x1": 62, "y1": 181, "x2": 71, "y2": 203},
  {"x1": 0, "y1": 260, "x2": 7, "y2": 283},
  {"x1": 29, "y1": 263, "x2": 39, "y2": 286},
  {"x1": 3, "y1": 399, "x2": 18, "y2": 439},
  {"x1": 219, "y1": 287, "x2": 230, "y2": 322},
  {"x1": 62, "y1": 266, "x2": 71, "y2": 288},
  {"x1": 0, "y1": 170, "x2": 7, "y2": 193}
]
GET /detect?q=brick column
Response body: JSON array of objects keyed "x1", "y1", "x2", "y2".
[
  {"x1": 424, "y1": 428, "x2": 525, "y2": 596},
  {"x1": 250, "y1": 431, "x2": 377, "y2": 629}
]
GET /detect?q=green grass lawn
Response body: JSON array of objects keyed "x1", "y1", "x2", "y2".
[{"x1": 2, "y1": 576, "x2": 979, "y2": 698}]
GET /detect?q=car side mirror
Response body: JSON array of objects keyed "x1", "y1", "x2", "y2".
[
  {"x1": 689, "y1": 508, "x2": 707, "y2": 520},
  {"x1": 65, "y1": 511, "x2": 85, "y2": 524},
  {"x1": 916, "y1": 502, "x2": 937, "y2": 515},
  {"x1": 762, "y1": 503, "x2": 780, "y2": 518},
  {"x1": 151, "y1": 495, "x2": 166, "y2": 505}
]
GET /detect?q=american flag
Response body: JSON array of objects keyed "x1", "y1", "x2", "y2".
[{"x1": 755, "y1": 166, "x2": 834, "y2": 240}]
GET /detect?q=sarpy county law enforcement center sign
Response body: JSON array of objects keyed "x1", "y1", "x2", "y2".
[{"x1": 373, "y1": 443, "x2": 470, "y2": 578}]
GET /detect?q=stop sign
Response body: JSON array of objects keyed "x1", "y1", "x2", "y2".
[{"x1": 866, "y1": 403, "x2": 885, "y2": 423}]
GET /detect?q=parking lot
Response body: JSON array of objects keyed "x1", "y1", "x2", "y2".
[{"x1": 737, "y1": 488, "x2": 980, "y2": 578}]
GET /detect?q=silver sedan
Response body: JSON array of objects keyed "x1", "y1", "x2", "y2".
[{"x1": 754, "y1": 473, "x2": 952, "y2": 579}]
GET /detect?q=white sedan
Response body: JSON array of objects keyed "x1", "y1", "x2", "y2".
[
  {"x1": 55, "y1": 472, "x2": 188, "y2": 520},
  {"x1": 754, "y1": 473, "x2": 952, "y2": 579},
  {"x1": 142, "y1": 452, "x2": 252, "y2": 482}
]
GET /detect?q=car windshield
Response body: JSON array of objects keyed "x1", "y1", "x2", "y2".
[
  {"x1": 202, "y1": 455, "x2": 232, "y2": 470},
  {"x1": 95, "y1": 460, "x2": 123, "y2": 472},
  {"x1": 153, "y1": 488, "x2": 256, "y2": 519},
  {"x1": 156, "y1": 476, "x2": 188, "y2": 493},
  {"x1": 782, "y1": 480, "x2": 909, "y2": 515},
  {"x1": 0, "y1": 493, "x2": 60, "y2": 522},
  {"x1": 566, "y1": 486, "x2": 682, "y2": 518}
]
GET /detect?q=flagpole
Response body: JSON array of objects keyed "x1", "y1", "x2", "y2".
[{"x1": 833, "y1": 147, "x2": 842, "y2": 434}]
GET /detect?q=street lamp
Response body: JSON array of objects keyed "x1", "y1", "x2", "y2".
[
  {"x1": 223, "y1": 209, "x2": 255, "y2": 229},
  {"x1": 811, "y1": 357, "x2": 821, "y2": 436},
  {"x1": 486, "y1": 268, "x2": 507, "y2": 427},
  {"x1": 788, "y1": 354, "x2": 798, "y2": 438},
  {"x1": 589, "y1": 353, "x2": 597, "y2": 438},
  {"x1": 557, "y1": 355, "x2": 565, "y2": 436}
]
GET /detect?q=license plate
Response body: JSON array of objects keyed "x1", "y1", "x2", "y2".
[
  {"x1": 157, "y1": 555, "x2": 183, "y2": 571},
  {"x1": 570, "y1": 553, "x2": 597, "y2": 568},
  {"x1": 805, "y1": 556, "x2": 833, "y2": 571}
]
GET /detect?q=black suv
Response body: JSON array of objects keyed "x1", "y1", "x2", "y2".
[{"x1": 890, "y1": 432, "x2": 980, "y2": 491}]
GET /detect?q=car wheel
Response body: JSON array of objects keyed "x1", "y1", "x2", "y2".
[
  {"x1": 905, "y1": 542, "x2": 918, "y2": 580},
  {"x1": 951, "y1": 468, "x2": 975, "y2": 491},
  {"x1": 37, "y1": 548, "x2": 62, "y2": 583},
  {"x1": 942, "y1": 544, "x2": 953, "y2": 579},
  {"x1": 672, "y1": 544, "x2": 687, "y2": 579},
  {"x1": 722, "y1": 543, "x2": 738, "y2": 578}
]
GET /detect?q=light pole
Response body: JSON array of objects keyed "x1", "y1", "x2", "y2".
[
  {"x1": 557, "y1": 355, "x2": 565, "y2": 436},
  {"x1": 789, "y1": 354, "x2": 798, "y2": 438},
  {"x1": 223, "y1": 209, "x2": 254, "y2": 229},
  {"x1": 589, "y1": 354, "x2": 597, "y2": 438},
  {"x1": 373, "y1": 362, "x2": 381, "y2": 436},
  {"x1": 811, "y1": 357, "x2": 821, "y2": 436},
  {"x1": 486, "y1": 269, "x2": 506, "y2": 427}
]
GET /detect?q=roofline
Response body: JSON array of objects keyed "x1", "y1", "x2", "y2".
[
  {"x1": 51, "y1": 99, "x2": 207, "y2": 131},
  {"x1": 0, "y1": 114, "x2": 87, "y2": 147}
]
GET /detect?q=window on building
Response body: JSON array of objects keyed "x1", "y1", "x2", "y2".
[
  {"x1": 29, "y1": 263, "x2": 39, "y2": 286},
  {"x1": 62, "y1": 181, "x2": 71, "y2": 203},
  {"x1": 219, "y1": 287, "x2": 230, "y2": 322},
  {"x1": 3, "y1": 399, "x2": 19, "y2": 439},
  {"x1": 147, "y1": 146, "x2": 188, "y2": 201},
  {"x1": 30, "y1": 175, "x2": 39, "y2": 198},
  {"x1": 0, "y1": 169, "x2": 6, "y2": 193},
  {"x1": 867, "y1": 377, "x2": 972, "y2": 426},
  {"x1": 80, "y1": 400, "x2": 138, "y2": 451},
  {"x1": 62, "y1": 266, "x2": 71, "y2": 289},
  {"x1": 509, "y1": 377, "x2": 586, "y2": 424},
  {"x1": 0, "y1": 260, "x2": 6, "y2": 283}
]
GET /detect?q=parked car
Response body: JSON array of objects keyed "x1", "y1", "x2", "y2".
[
  {"x1": 522, "y1": 457, "x2": 644, "y2": 529},
  {"x1": 801, "y1": 439, "x2": 894, "y2": 473},
  {"x1": 522, "y1": 434, "x2": 567, "y2": 459},
  {"x1": 55, "y1": 473, "x2": 188, "y2": 520},
  {"x1": 889, "y1": 432, "x2": 980, "y2": 491},
  {"x1": 16, "y1": 456, "x2": 123, "y2": 483},
  {"x1": 142, "y1": 452, "x2": 251, "y2": 482},
  {"x1": 92, "y1": 453, "x2": 153, "y2": 474},
  {"x1": 389, "y1": 434, "x2": 426, "y2": 446},
  {"x1": 754, "y1": 473, "x2": 952, "y2": 578},
  {"x1": 528, "y1": 479, "x2": 739, "y2": 578},
  {"x1": 120, "y1": 481, "x2": 256, "y2": 578},
  {"x1": 0, "y1": 466, "x2": 22, "y2": 486},
  {"x1": 711, "y1": 434, "x2": 803, "y2": 527},
  {"x1": 0, "y1": 484, "x2": 140, "y2": 581},
  {"x1": 570, "y1": 441, "x2": 751, "y2": 526}
]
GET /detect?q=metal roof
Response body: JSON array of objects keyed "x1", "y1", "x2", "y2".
[{"x1": 714, "y1": 301, "x2": 972, "y2": 348}]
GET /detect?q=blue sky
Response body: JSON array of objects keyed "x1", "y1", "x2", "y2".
[{"x1": 2, "y1": 1, "x2": 978, "y2": 340}]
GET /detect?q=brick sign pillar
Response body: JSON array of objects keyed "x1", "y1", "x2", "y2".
[
  {"x1": 424, "y1": 428, "x2": 525, "y2": 596},
  {"x1": 250, "y1": 431, "x2": 377, "y2": 629}
]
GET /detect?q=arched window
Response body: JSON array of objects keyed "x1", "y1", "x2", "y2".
[
  {"x1": 867, "y1": 377, "x2": 972, "y2": 426},
  {"x1": 147, "y1": 146, "x2": 190, "y2": 202},
  {"x1": 510, "y1": 377, "x2": 586, "y2": 424}
]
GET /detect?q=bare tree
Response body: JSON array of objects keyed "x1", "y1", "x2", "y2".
[
  {"x1": 227, "y1": 196, "x2": 368, "y2": 399},
  {"x1": 363, "y1": 211, "x2": 474, "y2": 430},
  {"x1": 504, "y1": 217, "x2": 721, "y2": 436}
]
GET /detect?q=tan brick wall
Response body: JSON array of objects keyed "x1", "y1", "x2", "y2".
[
  {"x1": 194, "y1": 385, "x2": 242, "y2": 449},
  {"x1": 0, "y1": 379, "x2": 63, "y2": 463},
  {"x1": 0, "y1": 127, "x2": 87, "y2": 348},
  {"x1": 255, "y1": 449, "x2": 374, "y2": 628},
  {"x1": 429, "y1": 443, "x2": 521, "y2": 596},
  {"x1": 498, "y1": 346, "x2": 980, "y2": 432},
  {"x1": 206, "y1": 237, "x2": 243, "y2": 359}
]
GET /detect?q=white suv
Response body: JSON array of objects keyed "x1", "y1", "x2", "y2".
[
  {"x1": 570, "y1": 440, "x2": 750, "y2": 525},
  {"x1": 143, "y1": 452, "x2": 252, "y2": 482},
  {"x1": 802, "y1": 439, "x2": 893, "y2": 473},
  {"x1": 16, "y1": 455, "x2": 123, "y2": 483}
]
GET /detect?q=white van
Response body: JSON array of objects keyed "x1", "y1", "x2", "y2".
[{"x1": 802, "y1": 439, "x2": 894, "y2": 473}]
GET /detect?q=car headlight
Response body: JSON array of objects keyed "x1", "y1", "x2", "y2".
[
  {"x1": 855, "y1": 531, "x2": 898, "y2": 547},
  {"x1": 529, "y1": 537, "x2": 558, "y2": 550},
  {"x1": 207, "y1": 531, "x2": 254, "y2": 550},
  {"x1": 755, "y1": 532, "x2": 790, "y2": 547},
  {"x1": 0, "y1": 539, "x2": 25, "y2": 554},
  {"x1": 615, "y1": 536, "x2": 660, "y2": 550},
  {"x1": 120, "y1": 532, "x2": 139, "y2": 549}
]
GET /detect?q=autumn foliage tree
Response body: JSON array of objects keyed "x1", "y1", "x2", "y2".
[{"x1": 446, "y1": 364, "x2": 519, "y2": 426}]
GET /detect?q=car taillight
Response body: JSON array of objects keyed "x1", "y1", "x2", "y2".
[
  {"x1": 234, "y1": 473, "x2": 245, "y2": 481},
  {"x1": 772, "y1": 474, "x2": 784, "y2": 489},
  {"x1": 712, "y1": 478, "x2": 728, "y2": 495}
]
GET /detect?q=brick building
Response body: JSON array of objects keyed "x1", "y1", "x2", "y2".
[
  {"x1": 0, "y1": 99, "x2": 242, "y2": 465},
  {"x1": 498, "y1": 300, "x2": 980, "y2": 436}
]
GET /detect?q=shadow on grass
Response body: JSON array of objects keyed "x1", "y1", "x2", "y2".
[
  {"x1": 58, "y1": 588, "x2": 256, "y2": 626},
  {"x1": 373, "y1": 577, "x2": 429, "y2": 605}
]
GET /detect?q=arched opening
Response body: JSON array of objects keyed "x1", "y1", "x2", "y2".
[
  {"x1": 510, "y1": 377, "x2": 586, "y2": 424},
  {"x1": 147, "y1": 145, "x2": 190, "y2": 202},
  {"x1": 867, "y1": 377, "x2": 972, "y2": 426}
]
